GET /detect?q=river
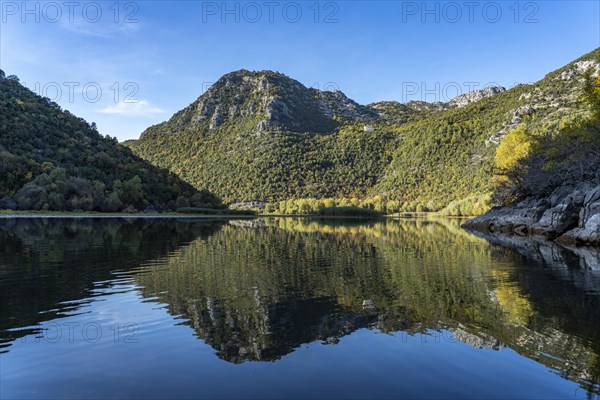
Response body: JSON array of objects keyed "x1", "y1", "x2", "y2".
[{"x1": 1, "y1": 217, "x2": 598, "y2": 399}]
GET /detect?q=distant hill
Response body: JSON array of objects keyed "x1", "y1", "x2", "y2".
[
  {"x1": 124, "y1": 48, "x2": 599, "y2": 211},
  {"x1": 0, "y1": 72, "x2": 221, "y2": 211}
]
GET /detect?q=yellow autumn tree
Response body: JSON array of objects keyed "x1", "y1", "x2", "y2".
[
  {"x1": 492, "y1": 124, "x2": 540, "y2": 203},
  {"x1": 583, "y1": 74, "x2": 600, "y2": 120},
  {"x1": 494, "y1": 125, "x2": 536, "y2": 172}
]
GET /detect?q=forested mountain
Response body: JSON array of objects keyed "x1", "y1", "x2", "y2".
[
  {"x1": 0, "y1": 72, "x2": 221, "y2": 211},
  {"x1": 128, "y1": 48, "x2": 600, "y2": 212},
  {"x1": 3, "y1": 49, "x2": 595, "y2": 214}
]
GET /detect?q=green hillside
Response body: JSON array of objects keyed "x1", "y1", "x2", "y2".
[
  {"x1": 0, "y1": 72, "x2": 221, "y2": 211},
  {"x1": 130, "y1": 70, "x2": 396, "y2": 203},
  {"x1": 374, "y1": 49, "x2": 600, "y2": 207},
  {"x1": 130, "y1": 48, "x2": 600, "y2": 211}
]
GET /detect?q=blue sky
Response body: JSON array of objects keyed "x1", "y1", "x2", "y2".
[{"x1": 1, "y1": 1, "x2": 598, "y2": 141}]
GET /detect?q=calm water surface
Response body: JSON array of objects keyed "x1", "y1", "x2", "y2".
[{"x1": 0, "y1": 217, "x2": 599, "y2": 399}]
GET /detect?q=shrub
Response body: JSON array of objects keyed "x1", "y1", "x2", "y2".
[
  {"x1": 317, "y1": 206, "x2": 381, "y2": 218},
  {"x1": 176, "y1": 207, "x2": 256, "y2": 215}
]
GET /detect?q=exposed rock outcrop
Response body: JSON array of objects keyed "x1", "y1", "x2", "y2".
[
  {"x1": 464, "y1": 182, "x2": 600, "y2": 246},
  {"x1": 403, "y1": 86, "x2": 506, "y2": 112},
  {"x1": 228, "y1": 201, "x2": 267, "y2": 211},
  {"x1": 448, "y1": 86, "x2": 506, "y2": 108},
  {"x1": 143, "y1": 69, "x2": 339, "y2": 137},
  {"x1": 315, "y1": 90, "x2": 378, "y2": 122}
]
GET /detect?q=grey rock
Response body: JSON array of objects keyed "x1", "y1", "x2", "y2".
[
  {"x1": 584, "y1": 185, "x2": 600, "y2": 205},
  {"x1": 547, "y1": 185, "x2": 574, "y2": 207},
  {"x1": 448, "y1": 86, "x2": 506, "y2": 108},
  {"x1": 464, "y1": 182, "x2": 600, "y2": 246},
  {"x1": 405, "y1": 100, "x2": 447, "y2": 112},
  {"x1": 536, "y1": 201, "x2": 578, "y2": 235},
  {"x1": 362, "y1": 299, "x2": 375, "y2": 309},
  {"x1": 316, "y1": 90, "x2": 378, "y2": 121},
  {"x1": 229, "y1": 201, "x2": 267, "y2": 211},
  {"x1": 562, "y1": 212, "x2": 600, "y2": 245},
  {"x1": 209, "y1": 105, "x2": 224, "y2": 129}
]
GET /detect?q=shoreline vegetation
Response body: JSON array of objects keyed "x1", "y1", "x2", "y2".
[
  {"x1": 0, "y1": 207, "x2": 474, "y2": 219},
  {"x1": 0, "y1": 194, "x2": 488, "y2": 219}
]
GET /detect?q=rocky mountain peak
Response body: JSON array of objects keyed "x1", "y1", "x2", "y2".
[
  {"x1": 184, "y1": 70, "x2": 337, "y2": 134},
  {"x1": 193, "y1": 70, "x2": 282, "y2": 129}
]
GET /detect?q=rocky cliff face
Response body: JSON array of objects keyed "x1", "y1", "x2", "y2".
[
  {"x1": 143, "y1": 70, "x2": 509, "y2": 140},
  {"x1": 448, "y1": 86, "x2": 506, "y2": 108},
  {"x1": 464, "y1": 182, "x2": 600, "y2": 246},
  {"x1": 378, "y1": 86, "x2": 507, "y2": 113},
  {"x1": 141, "y1": 70, "x2": 338, "y2": 138},
  {"x1": 315, "y1": 90, "x2": 378, "y2": 121}
]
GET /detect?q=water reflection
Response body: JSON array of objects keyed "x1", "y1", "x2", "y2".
[
  {"x1": 0, "y1": 218, "x2": 225, "y2": 347},
  {"x1": 1, "y1": 217, "x2": 599, "y2": 397},
  {"x1": 134, "y1": 218, "x2": 600, "y2": 392}
]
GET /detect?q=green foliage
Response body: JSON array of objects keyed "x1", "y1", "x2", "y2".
[
  {"x1": 492, "y1": 69, "x2": 600, "y2": 201},
  {"x1": 583, "y1": 75, "x2": 600, "y2": 120},
  {"x1": 176, "y1": 207, "x2": 256, "y2": 215},
  {"x1": 129, "y1": 49, "x2": 600, "y2": 211},
  {"x1": 267, "y1": 197, "x2": 379, "y2": 215},
  {"x1": 494, "y1": 125, "x2": 536, "y2": 172},
  {"x1": 0, "y1": 75, "x2": 222, "y2": 211},
  {"x1": 440, "y1": 194, "x2": 492, "y2": 216},
  {"x1": 317, "y1": 206, "x2": 381, "y2": 218},
  {"x1": 130, "y1": 121, "x2": 395, "y2": 204}
]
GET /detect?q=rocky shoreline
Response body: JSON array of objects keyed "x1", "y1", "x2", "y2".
[{"x1": 463, "y1": 182, "x2": 600, "y2": 246}]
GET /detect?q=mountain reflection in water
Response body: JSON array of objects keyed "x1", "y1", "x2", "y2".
[{"x1": 1, "y1": 217, "x2": 599, "y2": 398}]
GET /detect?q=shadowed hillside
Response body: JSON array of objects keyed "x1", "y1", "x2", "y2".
[{"x1": 0, "y1": 72, "x2": 221, "y2": 212}]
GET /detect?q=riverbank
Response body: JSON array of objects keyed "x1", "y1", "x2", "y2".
[
  {"x1": 463, "y1": 182, "x2": 600, "y2": 246},
  {"x1": 0, "y1": 210, "x2": 258, "y2": 219},
  {"x1": 0, "y1": 205, "x2": 386, "y2": 219},
  {"x1": 0, "y1": 208, "x2": 480, "y2": 221}
]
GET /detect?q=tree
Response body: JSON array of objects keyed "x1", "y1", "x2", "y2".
[
  {"x1": 583, "y1": 74, "x2": 600, "y2": 120},
  {"x1": 492, "y1": 74, "x2": 600, "y2": 203},
  {"x1": 176, "y1": 196, "x2": 190, "y2": 209},
  {"x1": 15, "y1": 183, "x2": 48, "y2": 210},
  {"x1": 103, "y1": 192, "x2": 123, "y2": 212},
  {"x1": 494, "y1": 125, "x2": 536, "y2": 173},
  {"x1": 119, "y1": 175, "x2": 143, "y2": 206}
]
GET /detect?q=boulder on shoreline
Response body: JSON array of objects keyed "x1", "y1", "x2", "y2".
[{"x1": 463, "y1": 182, "x2": 600, "y2": 246}]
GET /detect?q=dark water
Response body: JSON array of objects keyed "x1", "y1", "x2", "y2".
[{"x1": 1, "y1": 217, "x2": 599, "y2": 399}]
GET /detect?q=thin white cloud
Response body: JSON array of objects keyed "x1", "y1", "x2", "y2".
[
  {"x1": 150, "y1": 68, "x2": 166, "y2": 76},
  {"x1": 59, "y1": 18, "x2": 141, "y2": 38},
  {"x1": 96, "y1": 100, "x2": 164, "y2": 116}
]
